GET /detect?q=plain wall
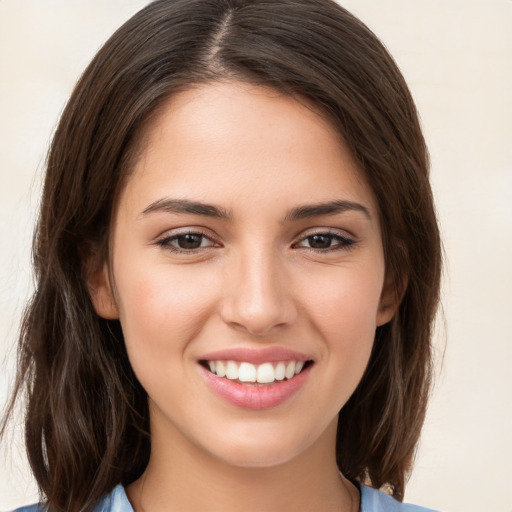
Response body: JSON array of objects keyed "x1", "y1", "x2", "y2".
[{"x1": 1, "y1": 1, "x2": 511, "y2": 511}]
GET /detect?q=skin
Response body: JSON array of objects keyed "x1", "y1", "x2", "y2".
[{"x1": 89, "y1": 81, "x2": 398, "y2": 512}]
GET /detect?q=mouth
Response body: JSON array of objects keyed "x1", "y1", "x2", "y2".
[
  {"x1": 199, "y1": 359, "x2": 314, "y2": 385},
  {"x1": 198, "y1": 347, "x2": 314, "y2": 409}
]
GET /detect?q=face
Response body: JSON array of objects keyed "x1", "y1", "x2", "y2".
[{"x1": 90, "y1": 81, "x2": 396, "y2": 469}]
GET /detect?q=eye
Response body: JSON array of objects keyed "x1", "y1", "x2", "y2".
[
  {"x1": 294, "y1": 232, "x2": 355, "y2": 251},
  {"x1": 156, "y1": 231, "x2": 217, "y2": 252}
]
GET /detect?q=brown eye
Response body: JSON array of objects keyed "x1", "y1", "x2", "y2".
[
  {"x1": 174, "y1": 234, "x2": 204, "y2": 249},
  {"x1": 307, "y1": 234, "x2": 334, "y2": 249},
  {"x1": 156, "y1": 232, "x2": 216, "y2": 253},
  {"x1": 295, "y1": 232, "x2": 355, "y2": 251}
]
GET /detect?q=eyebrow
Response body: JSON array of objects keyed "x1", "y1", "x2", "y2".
[
  {"x1": 284, "y1": 200, "x2": 371, "y2": 221},
  {"x1": 141, "y1": 198, "x2": 232, "y2": 219},
  {"x1": 140, "y1": 198, "x2": 370, "y2": 221}
]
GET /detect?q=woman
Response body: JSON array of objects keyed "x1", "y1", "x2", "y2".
[{"x1": 1, "y1": 0, "x2": 442, "y2": 510}]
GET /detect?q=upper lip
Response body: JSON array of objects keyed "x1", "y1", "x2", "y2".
[{"x1": 199, "y1": 347, "x2": 313, "y2": 365}]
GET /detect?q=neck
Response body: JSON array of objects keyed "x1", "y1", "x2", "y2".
[{"x1": 126, "y1": 415, "x2": 359, "y2": 512}]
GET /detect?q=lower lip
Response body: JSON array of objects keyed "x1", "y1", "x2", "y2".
[{"x1": 200, "y1": 364, "x2": 312, "y2": 410}]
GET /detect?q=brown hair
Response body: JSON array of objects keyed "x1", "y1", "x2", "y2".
[{"x1": 1, "y1": 0, "x2": 441, "y2": 510}]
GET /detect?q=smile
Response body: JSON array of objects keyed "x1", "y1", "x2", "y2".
[
  {"x1": 204, "y1": 360, "x2": 311, "y2": 384},
  {"x1": 199, "y1": 349, "x2": 314, "y2": 409}
]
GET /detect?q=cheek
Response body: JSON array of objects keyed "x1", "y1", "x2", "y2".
[
  {"x1": 303, "y1": 262, "x2": 384, "y2": 333},
  {"x1": 112, "y1": 257, "x2": 220, "y2": 367},
  {"x1": 300, "y1": 262, "x2": 384, "y2": 373}
]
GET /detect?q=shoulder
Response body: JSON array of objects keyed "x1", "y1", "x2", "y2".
[
  {"x1": 6, "y1": 504, "x2": 46, "y2": 512},
  {"x1": 6, "y1": 506, "x2": 44, "y2": 512},
  {"x1": 7, "y1": 485, "x2": 133, "y2": 512},
  {"x1": 8, "y1": 484, "x2": 439, "y2": 512},
  {"x1": 360, "y1": 484, "x2": 440, "y2": 512},
  {"x1": 5, "y1": 505, "x2": 45, "y2": 512},
  {"x1": 92, "y1": 485, "x2": 134, "y2": 512}
]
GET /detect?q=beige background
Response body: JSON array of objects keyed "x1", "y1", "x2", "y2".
[{"x1": 1, "y1": 1, "x2": 511, "y2": 511}]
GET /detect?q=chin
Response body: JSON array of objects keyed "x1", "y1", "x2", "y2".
[
  {"x1": 204, "y1": 420, "x2": 330, "y2": 470},
  {"x1": 215, "y1": 444, "x2": 303, "y2": 469}
]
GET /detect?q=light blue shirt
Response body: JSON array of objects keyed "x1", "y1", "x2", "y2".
[{"x1": 8, "y1": 483, "x2": 439, "y2": 511}]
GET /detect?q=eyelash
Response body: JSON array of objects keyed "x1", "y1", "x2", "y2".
[
  {"x1": 155, "y1": 231, "x2": 218, "y2": 254},
  {"x1": 155, "y1": 230, "x2": 356, "y2": 254},
  {"x1": 292, "y1": 231, "x2": 356, "y2": 252}
]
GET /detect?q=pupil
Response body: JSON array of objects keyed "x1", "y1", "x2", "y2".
[
  {"x1": 178, "y1": 234, "x2": 202, "y2": 249},
  {"x1": 309, "y1": 235, "x2": 331, "y2": 249}
]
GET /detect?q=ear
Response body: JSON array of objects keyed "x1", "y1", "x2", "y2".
[
  {"x1": 86, "y1": 260, "x2": 119, "y2": 320},
  {"x1": 376, "y1": 271, "x2": 406, "y2": 327}
]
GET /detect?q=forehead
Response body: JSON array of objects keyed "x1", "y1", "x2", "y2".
[{"x1": 119, "y1": 81, "x2": 377, "y2": 219}]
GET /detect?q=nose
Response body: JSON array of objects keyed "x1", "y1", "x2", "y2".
[{"x1": 219, "y1": 248, "x2": 298, "y2": 336}]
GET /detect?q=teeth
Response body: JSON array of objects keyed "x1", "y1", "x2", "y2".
[
  {"x1": 216, "y1": 361, "x2": 226, "y2": 378},
  {"x1": 225, "y1": 361, "x2": 238, "y2": 380},
  {"x1": 285, "y1": 361, "x2": 295, "y2": 379},
  {"x1": 206, "y1": 360, "x2": 308, "y2": 383},
  {"x1": 256, "y1": 362, "x2": 274, "y2": 384},
  {"x1": 239, "y1": 362, "x2": 256, "y2": 382},
  {"x1": 275, "y1": 362, "x2": 286, "y2": 381}
]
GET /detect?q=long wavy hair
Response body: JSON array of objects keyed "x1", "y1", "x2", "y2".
[{"x1": 1, "y1": 1, "x2": 441, "y2": 510}]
